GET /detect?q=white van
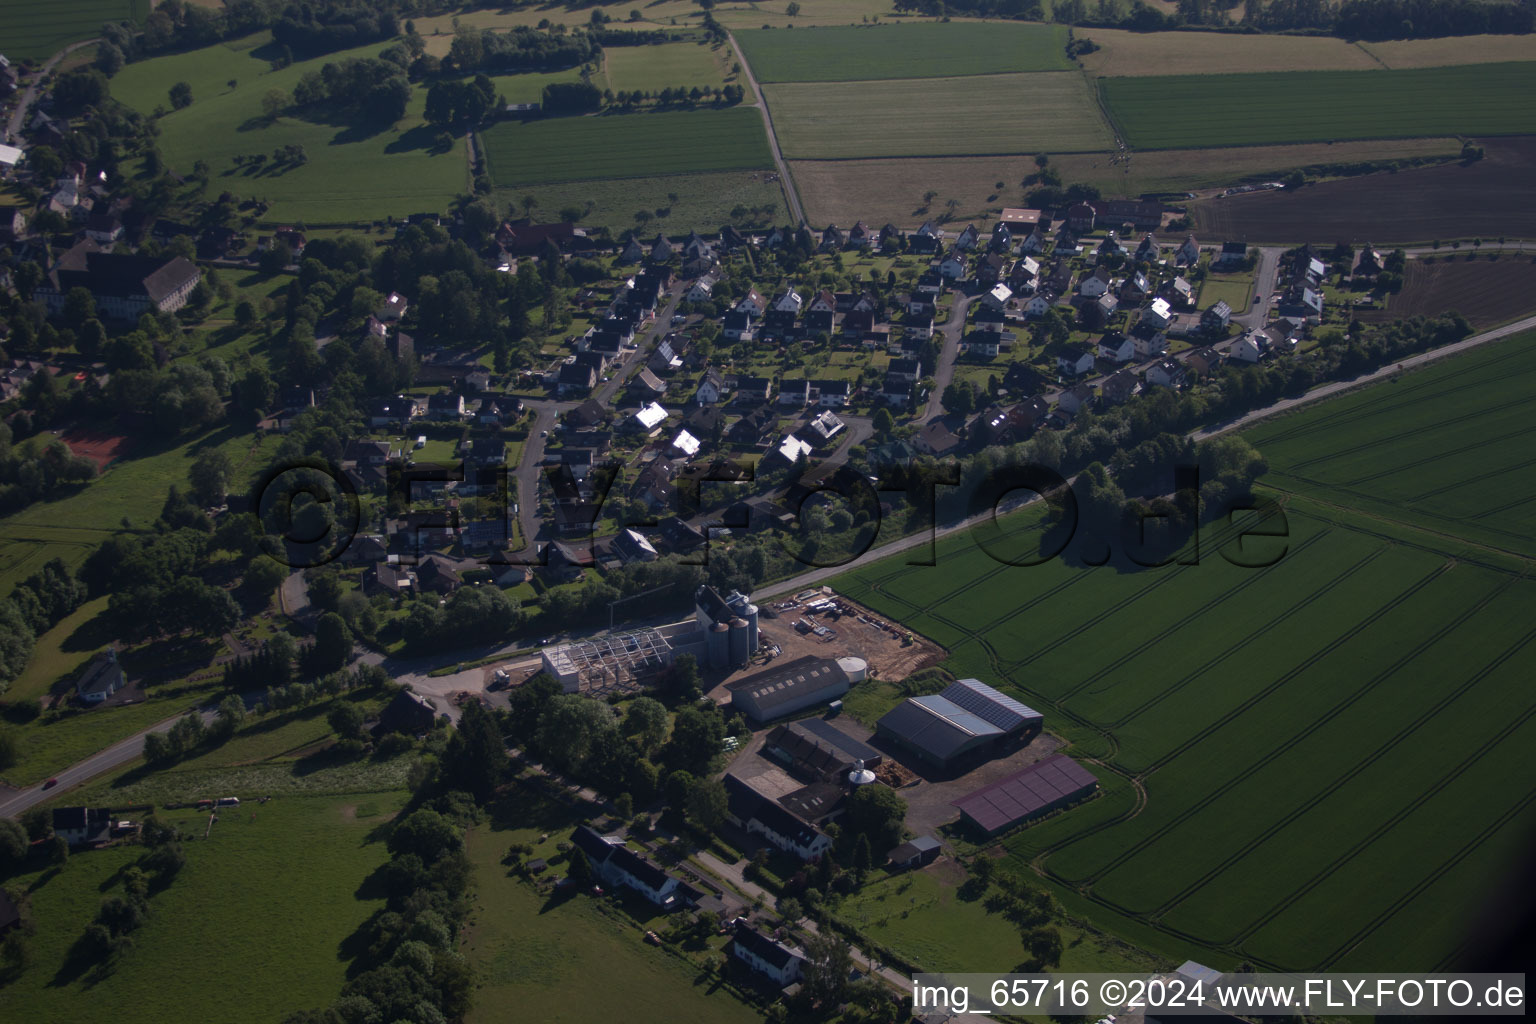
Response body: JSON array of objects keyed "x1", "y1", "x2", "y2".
[
  {"x1": 414, "y1": 435, "x2": 427, "y2": 450},
  {"x1": 216, "y1": 796, "x2": 240, "y2": 807}
]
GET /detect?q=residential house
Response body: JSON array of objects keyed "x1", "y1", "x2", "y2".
[
  {"x1": 632, "y1": 458, "x2": 676, "y2": 510},
  {"x1": 772, "y1": 286, "x2": 804, "y2": 315},
  {"x1": 938, "y1": 249, "x2": 967, "y2": 280},
  {"x1": 556, "y1": 362, "x2": 597, "y2": 397},
  {"x1": 1066, "y1": 202, "x2": 1096, "y2": 232},
  {"x1": 989, "y1": 222, "x2": 1014, "y2": 253},
  {"x1": 880, "y1": 374, "x2": 913, "y2": 406},
  {"x1": 734, "y1": 286, "x2": 767, "y2": 318},
  {"x1": 427, "y1": 392, "x2": 466, "y2": 421},
  {"x1": 819, "y1": 224, "x2": 845, "y2": 251},
  {"x1": 566, "y1": 398, "x2": 610, "y2": 429},
  {"x1": 777, "y1": 378, "x2": 811, "y2": 408},
  {"x1": 723, "y1": 774, "x2": 832, "y2": 860},
  {"x1": 368, "y1": 395, "x2": 419, "y2": 429},
  {"x1": 686, "y1": 272, "x2": 718, "y2": 303},
  {"x1": 1353, "y1": 244, "x2": 1386, "y2": 279},
  {"x1": 695, "y1": 368, "x2": 727, "y2": 405},
  {"x1": 1100, "y1": 368, "x2": 1140, "y2": 405},
  {"x1": 630, "y1": 367, "x2": 667, "y2": 401},
  {"x1": 1277, "y1": 285, "x2": 1323, "y2": 321},
  {"x1": 878, "y1": 222, "x2": 903, "y2": 251},
  {"x1": 1131, "y1": 320, "x2": 1169, "y2": 357},
  {"x1": 1185, "y1": 346, "x2": 1223, "y2": 377},
  {"x1": 915, "y1": 268, "x2": 944, "y2": 296},
  {"x1": 415, "y1": 555, "x2": 461, "y2": 595},
  {"x1": 617, "y1": 236, "x2": 646, "y2": 263},
  {"x1": 729, "y1": 925, "x2": 806, "y2": 987},
  {"x1": 910, "y1": 220, "x2": 943, "y2": 254},
  {"x1": 806, "y1": 409, "x2": 845, "y2": 445},
  {"x1": 570, "y1": 826, "x2": 681, "y2": 909},
  {"x1": 1023, "y1": 292, "x2": 1057, "y2": 318},
  {"x1": 1164, "y1": 275, "x2": 1195, "y2": 309},
  {"x1": 904, "y1": 312, "x2": 934, "y2": 340},
  {"x1": 648, "y1": 233, "x2": 674, "y2": 263},
  {"x1": 1215, "y1": 240, "x2": 1249, "y2": 269},
  {"x1": 344, "y1": 439, "x2": 392, "y2": 467},
  {"x1": 1201, "y1": 300, "x2": 1232, "y2": 334},
  {"x1": 1020, "y1": 227, "x2": 1048, "y2": 254},
  {"x1": 1229, "y1": 328, "x2": 1271, "y2": 363},
  {"x1": 377, "y1": 292, "x2": 408, "y2": 322},
  {"x1": 802, "y1": 308, "x2": 835, "y2": 337},
  {"x1": 734, "y1": 376, "x2": 774, "y2": 404},
  {"x1": 1141, "y1": 296, "x2": 1175, "y2": 331},
  {"x1": 982, "y1": 282, "x2": 1012, "y2": 310},
  {"x1": 1134, "y1": 232, "x2": 1159, "y2": 262},
  {"x1": 1082, "y1": 291, "x2": 1119, "y2": 330},
  {"x1": 52, "y1": 807, "x2": 112, "y2": 847},
  {"x1": 1175, "y1": 234, "x2": 1201, "y2": 266},
  {"x1": 972, "y1": 305, "x2": 1006, "y2": 333},
  {"x1": 1057, "y1": 345, "x2": 1096, "y2": 376},
  {"x1": 846, "y1": 221, "x2": 872, "y2": 249},
  {"x1": 722, "y1": 309, "x2": 756, "y2": 342},
  {"x1": 1078, "y1": 265, "x2": 1113, "y2": 299},
  {"x1": 1056, "y1": 382, "x2": 1095, "y2": 415},
  {"x1": 814, "y1": 379, "x2": 851, "y2": 408},
  {"x1": 84, "y1": 209, "x2": 123, "y2": 246},
  {"x1": 761, "y1": 307, "x2": 796, "y2": 340},
  {"x1": 1146, "y1": 358, "x2": 1188, "y2": 389},
  {"x1": 1097, "y1": 331, "x2": 1135, "y2": 363},
  {"x1": 915, "y1": 421, "x2": 961, "y2": 456},
  {"x1": 1096, "y1": 231, "x2": 1128, "y2": 263},
  {"x1": 658, "y1": 516, "x2": 706, "y2": 552},
  {"x1": 1120, "y1": 271, "x2": 1150, "y2": 303},
  {"x1": 614, "y1": 528, "x2": 659, "y2": 563},
  {"x1": 630, "y1": 401, "x2": 668, "y2": 435},
  {"x1": 728, "y1": 403, "x2": 778, "y2": 447}
]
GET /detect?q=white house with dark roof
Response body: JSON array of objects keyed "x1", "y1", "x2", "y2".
[{"x1": 730, "y1": 925, "x2": 806, "y2": 986}]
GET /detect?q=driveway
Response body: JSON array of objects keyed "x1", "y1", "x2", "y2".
[{"x1": 921, "y1": 291, "x2": 979, "y2": 422}]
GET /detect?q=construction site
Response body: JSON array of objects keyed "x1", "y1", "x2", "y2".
[{"x1": 539, "y1": 626, "x2": 674, "y2": 697}]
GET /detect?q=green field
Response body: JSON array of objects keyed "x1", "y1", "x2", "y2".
[
  {"x1": 109, "y1": 33, "x2": 466, "y2": 224},
  {"x1": 463, "y1": 788, "x2": 761, "y2": 1024},
  {"x1": 603, "y1": 40, "x2": 729, "y2": 93},
  {"x1": 488, "y1": 68, "x2": 585, "y2": 106},
  {"x1": 764, "y1": 72, "x2": 1113, "y2": 159},
  {"x1": 1198, "y1": 271, "x2": 1254, "y2": 312},
  {"x1": 1, "y1": 0, "x2": 146, "y2": 60},
  {"x1": 0, "y1": 791, "x2": 406, "y2": 1024},
  {"x1": 828, "y1": 334, "x2": 1536, "y2": 971},
  {"x1": 734, "y1": 21, "x2": 1071, "y2": 83},
  {"x1": 493, "y1": 168, "x2": 786, "y2": 233},
  {"x1": 481, "y1": 107, "x2": 773, "y2": 186},
  {"x1": 1102, "y1": 62, "x2": 1536, "y2": 149}
]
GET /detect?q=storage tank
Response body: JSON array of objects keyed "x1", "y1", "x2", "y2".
[
  {"x1": 836, "y1": 656, "x2": 869, "y2": 683},
  {"x1": 708, "y1": 621, "x2": 730, "y2": 668},
  {"x1": 847, "y1": 758, "x2": 877, "y2": 788},
  {"x1": 728, "y1": 617, "x2": 749, "y2": 666},
  {"x1": 744, "y1": 603, "x2": 760, "y2": 655}
]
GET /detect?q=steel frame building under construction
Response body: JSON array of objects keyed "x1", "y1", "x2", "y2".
[{"x1": 541, "y1": 627, "x2": 673, "y2": 696}]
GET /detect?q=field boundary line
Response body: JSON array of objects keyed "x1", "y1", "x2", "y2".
[{"x1": 1152, "y1": 576, "x2": 1525, "y2": 929}]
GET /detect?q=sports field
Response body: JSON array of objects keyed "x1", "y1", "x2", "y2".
[
  {"x1": 765, "y1": 72, "x2": 1112, "y2": 159},
  {"x1": 602, "y1": 40, "x2": 729, "y2": 93},
  {"x1": 481, "y1": 107, "x2": 772, "y2": 185},
  {"x1": 735, "y1": 21, "x2": 1070, "y2": 83},
  {"x1": 4, "y1": 791, "x2": 406, "y2": 1024},
  {"x1": 1102, "y1": 63, "x2": 1536, "y2": 149},
  {"x1": 1, "y1": 0, "x2": 146, "y2": 59},
  {"x1": 109, "y1": 34, "x2": 466, "y2": 224},
  {"x1": 829, "y1": 334, "x2": 1536, "y2": 971},
  {"x1": 1077, "y1": 28, "x2": 1381, "y2": 77}
]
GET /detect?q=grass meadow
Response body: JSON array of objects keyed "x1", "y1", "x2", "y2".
[
  {"x1": 1102, "y1": 63, "x2": 1536, "y2": 149},
  {"x1": 826, "y1": 334, "x2": 1536, "y2": 972},
  {"x1": 764, "y1": 72, "x2": 1112, "y2": 159},
  {"x1": 481, "y1": 107, "x2": 772, "y2": 185},
  {"x1": 734, "y1": 21, "x2": 1071, "y2": 82},
  {"x1": 0, "y1": 0, "x2": 146, "y2": 60},
  {"x1": 462, "y1": 787, "x2": 761, "y2": 1024},
  {"x1": 493, "y1": 169, "x2": 786, "y2": 234},
  {"x1": 109, "y1": 33, "x2": 466, "y2": 224},
  {"x1": 602, "y1": 39, "x2": 731, "y2": 93},
  {"x1": 0, "y1": 791, "x2": 406, "y2": 1024}
]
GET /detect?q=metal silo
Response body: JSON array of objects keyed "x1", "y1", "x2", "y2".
[
  {"x1": 728, "y1": 617, "x2": 749, "y2": 666},
  {"x1": 745, "y1": 603, "x2": 760, "y2": 654},
  {"x1": 708, "y1": 621, "x2": 730, "y2": 668}
]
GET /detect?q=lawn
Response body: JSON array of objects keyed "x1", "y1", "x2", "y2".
[
  {"x1": 109, "y1": 33, "x2": 466, "y2": 225},
  {"x1": 602, "y1": 39, "x2": 730, "y2": 93},
  {"x1": 0, "y1": 0, "x2": 146, "y2": 60},
  {"x1": 1197, "y1": 271, "x2": 1253, "y2": 311},
  {"x1": 734, "y1": 21, "x2": 1070, "y2": 83},
  {"x1": 481, "y1": 107, "x2": 773, "y2": 185},
  {"x1": 462, "y1": 786, "x2": 761, "y2": 1024},
  {"x1": 487, "y1": 68, "x2": 585, "y2": 106},
  {"x1": 0, "y1": 696, "x2": 207, "y2": 788},
  {"x1": 1077, "y1": 27, "x2": 1380, "y2": 77},
  {"x1": 4, "y1": 596, "x2": 110, "y2": 703},
  {"x1": 1101, "y1": 63, "x2": 1536, "y2": 149},
  {"x1": 764, "y1": 72, "x2": 1113, "y2": 159},
  {"x1": 824, "y1": 335, "x2": 1536, "y2": 972},
  {"x1": 788, "y1": 138, "x2": 1462, "y2": 226},
  {"x1": 0, "y1": 791, "x2": 406, "y2": 1024}
]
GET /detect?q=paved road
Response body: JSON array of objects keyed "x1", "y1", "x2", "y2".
[
  {"x1": 0, "y1": 708, "x2": 216, "y2": 820},
  {"x1": 920, "y1": 291, "x2": 979, "y2": 422},
  {"x1": 1234, "y1": 245, "x2": 1283, "y2": 330},
  {"x1": 4, "y1": 38, "x2": 97, "y2": 142},
  {"x1": 726, "y1": 32, "x2": 804, "y2": 226}
]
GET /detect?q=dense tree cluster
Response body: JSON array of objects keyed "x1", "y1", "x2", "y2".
[
  {"x1": 445, "y1": 24, "x2": 597, "y2": 74},
  {"x1": 292, "y1": 56, "x2": 412, "y2": 124}
]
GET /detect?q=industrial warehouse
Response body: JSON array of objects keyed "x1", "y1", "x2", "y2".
[
  {"x1": 875, "y1": 677, "x2": 1045, "y2": 774},
  {"x1": 952, "y1": 754, "x2": 1100, "y2": 836}
]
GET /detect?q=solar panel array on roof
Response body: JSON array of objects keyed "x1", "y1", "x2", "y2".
[
  {"x1": 875, "y1": 695, "x2": 1002, "y2": 764},
  {"x1": 952, "y1": 754, "x2": 1098, "y2": 834},
  {"x1": 941, "y1": 678, "x2": 1043, "y2": 734}
]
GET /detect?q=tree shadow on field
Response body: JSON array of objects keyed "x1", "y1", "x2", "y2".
[
  {"x1": 384, "y1": 124, "x2": 440, "y2": 155},
  {"x1": 61, "y1": 607, "x2": 118, "y2": 655}
]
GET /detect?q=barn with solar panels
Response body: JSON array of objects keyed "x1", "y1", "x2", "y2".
[
  {"x1": 874, "y1": 678, "x2": 1044, "y2": 773},
  {"x1": 952, "y1": 754, "x2": 1099, "y2": 836}
]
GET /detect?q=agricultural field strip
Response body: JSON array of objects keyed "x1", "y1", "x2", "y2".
[
  {"x1": 480, "y1": 107, "x2": 773, "y2": 185},
  {"x1": 1052, "y1": 557, "x2": 1453, "y2": 886},
  {"x1": 1244, "y1": 717, "x2": 1536, "y2": 969},
  {"x1": 1052, "y1": 533, "x2": 1361, "y2": 723},
  {"x1": 732, "y1": 22, "x2": 1071, "y2": 83},
  {"x1": 1100, "y1": 63, "x2": 1536, "y2": 149},
  {"x1": 1156, "y1": 621, "x2": 1536, "y2": 946},
  {"x1": 1130, "y1": 578, "x2": 1530, "y2": 923}
]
